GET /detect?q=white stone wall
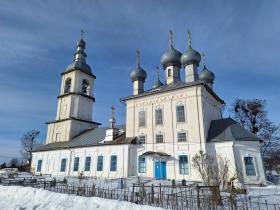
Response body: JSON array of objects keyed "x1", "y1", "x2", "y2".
[
  {"x1": 201, "y1": 88, "x2": 222, "y2": 140},
  {"x1": 32, "y1": 144, "x2": 129, "y2": 178},
  {"x1": 131, "y1": 142, "x2": 203, "y2": 181},
  {"x1": 233, "y1": 141, "x2": 266, "y2": 185},
  {"x1": 207, "y1": 141, "x2": 266, "y2": 185},
  {"x1": 125, "y1": 85, "x2": 218, "y2": 145}
]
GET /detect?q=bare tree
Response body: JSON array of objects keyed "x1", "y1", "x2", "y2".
[
  {"x1": 192, "y1": 151, "x2": 229, "y2": 186},
  {"x1": 192, "y1": 151, "x2": 229, "y2": 205},
  {"x1": 20, "y1": 130, "x2": 40, "y2": 171},
  {"x1": 231, "y1": 99, "x2": 280, "y2": 156}
]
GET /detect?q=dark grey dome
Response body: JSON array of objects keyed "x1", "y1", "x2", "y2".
[
  {"x1": 130, "y1": 65, "x2": 147, "y2": 82},
  {"x1": 199, "y1": 66, "x2": 215, "y2": 84},
  {"x1": 181, "y1": 47, "x2": 201, "y2": 67},
  {"x1": 64, "y1": 37, "x2": 92, "y2": 74},
  {"x1": 160, "y1": 46, "x2": 182, "y2": 68},
  {"x1": 65, "y1": 61, "x2": 92, "y2": 74},
  {"x1": 152, "y1": 78, "x2": 163, "y2": 89}
]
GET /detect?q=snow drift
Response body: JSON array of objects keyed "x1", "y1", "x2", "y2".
[{"x1": 0, "y1": 185, "x2": 164, "y2": 210}]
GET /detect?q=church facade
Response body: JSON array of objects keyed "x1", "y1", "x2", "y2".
[{"x1": 32, "y1": 32, "x2": 266, "y2": 185}]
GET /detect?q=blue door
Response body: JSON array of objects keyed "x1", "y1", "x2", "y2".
[{"x1": 155, "y1": 161, "x2": 166, "y2": 179}]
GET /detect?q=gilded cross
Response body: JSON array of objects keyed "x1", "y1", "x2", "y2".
[
  {"x1": 136, "y1": 49, "x2": 140, "y2": 66},
  {"x1": 81, "y1": 29, "x2": 85, "y2": 39},
  {"x1": 169, "y1": 30, "x2": 173, "y2": 47},
  {"x1": 187, "y1": 30, "x2": 191, "y2": 48}
]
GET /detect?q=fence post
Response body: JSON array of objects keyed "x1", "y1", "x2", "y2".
[
  {"x1": 132, "y1": 184, "x2": 135, "y2": 203},
  {"x1": 159, "y1": 183, "x2": 162, "y2": 205},
  {"x1": 151, "y1": 184, "x2": 154, "y2": 204},
  {"x1": 196, "y1": 186, "x2": 200, "y2": 210}
]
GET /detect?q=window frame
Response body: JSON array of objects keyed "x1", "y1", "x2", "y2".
[
  {"x1": 60, "y1": 158, "x2": 67, "y2": 172},
  {"x1": 37, "y1": 160, "x2": 42, "y2": 172},
  {"x1": 110, "y1": 155, "x2": 117, "y2": 172},
  {"x1": 176, "y1": 105, "x2": 186, "y2": 123},
  {"x1": 64, "y1": 78, "x2": 71, "y2": 94},
  {"x1": 177, "y1": 132, "x2": 187, "y2": 142},
  {"x1": 155, "y1": 134, "x2": 164, "y2": 143},
  {"x1": 244, "y1": 156, "x2": 256, "y2": 176},
  {"x1": 155, "y1": 108, "x2": 163, "y2": 125},
  {"x1": 179, "y1": 155, "x2": 189, "y2": 175},
  {"x1": 138, "y1": 135, "x2": 146, "y2": 144},
  {"x1": 84, "y1": 156, "x2": 91, "y2": 172},
  {"x1": 97, "y1": 156, "x2": 103, "y2": 171},
  {"x1": 73, "y1": 157, "x2": 80, "y2": 172},
  {"x1": 138, "y1": 156, "x2": 146, "y2": 173},
  {"x1": 167, "y1": 68, "x2": 172, "y2": 77},
  {"x1": 139, "y1": 110, "x2": 146, "y2": 127}
]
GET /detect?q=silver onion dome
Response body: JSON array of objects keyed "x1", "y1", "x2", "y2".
[
  {"x1": 130, "y1": 49, "x2": 147, "y2": 82},
  {"x1": 152, "y1": 66, "x2": 163, "y2": 89},
  {"x1": 181, "y1": 30, "x2": 201, "y2": 67},
  {"x1": 199, "y1": 66, "x2": 215, "y2": 84},
  {"x1": 160, "y1": 30, "x2": 182, "y2": 68},
  {"x1": 181, "y1": 47, "x2": 201, "y2": 67},
  {"x1": 64, "y1": 33, "x2": 92, "y2": 74}
]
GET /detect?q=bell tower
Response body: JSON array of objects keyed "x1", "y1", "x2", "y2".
[{"x1": 46, "y1": 31, "x2": 101, "y2": 144}]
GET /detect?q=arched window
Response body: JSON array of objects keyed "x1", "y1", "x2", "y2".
[
  {"x1": 82, "y1": 80, "x2": 90, "y2": 95},
  {"x1": 168, "y1": 68, "x2": 171, "y2": 77},
  {"x1": 64, "y1": 78, "x2": 71, "y2": 94}
]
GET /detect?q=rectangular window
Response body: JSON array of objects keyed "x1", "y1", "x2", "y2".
[
  {"x1": 156, "y1": 134, "x2": 164, "y2": 143},
  {"x1": 155, "y1": 109, "x2": 163, "y2": 125},
  {"x1": 177, "y1": 132, "x2": 187, "y2": 142},
  {"x1": 110, "y1": 155, "x2": 117, "y2": 171},
  {"x1": 84, "y1": 156, "x2": 91, "y2": 171},
  {"x1": 139, "y1": 111, "x2": 146, "y2": 127},
  {"x1": 138, "y1": 135, "x2": 146, "y2": 144},
  {"x1": 244, "y1": 156, "x2": 256, "y2": 176},
  {"x1": 60, "y1": 158, "x2": 67, "y2": 172},
  {"x1": 73, "y1": 157, "x2": 79, "y2": 172},
  {"x1": 176, "y1": 105, "x2": 185, "y2": 122},
  {"x1": 97, "y1": 156, "x2": 103, "y2": 171},
  {"x1": 179, "y1": 155, "x2": 189, "y2": 175},
  {"x1": 138, "y1": 156, "x2": 146, "y2": 173},
  {"x1": 37, "y1": 160, "x2": 42, "y2": 172}
]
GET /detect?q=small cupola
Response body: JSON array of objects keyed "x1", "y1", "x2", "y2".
[
  {"x1": 160, "y1": 30, "x2": 182, "y2": 85},
  {"x1": 102, "y1": 106, "x2": 121, "y2": 143},
  {"x1": 65, "y1": 30, "x2": 92, "y2": 74},
  {"x1": 130, "y1": 50, "x2": 147, "y2": 95},
  {"x1": 199, "y1": 53, "x2": 215, "y2": 88},
  {"x1": 152, "y1": 66, "x2": 163, "y2": 89},
  {"x1": 181, "y1": 30, "x2": 201, "y2": 67},
  {"x1": 160, "y1": 30, "x2": 182, "y2": 68},
  {"x1": 181, "y1": 30, "x2": 201, "y2": 83}
]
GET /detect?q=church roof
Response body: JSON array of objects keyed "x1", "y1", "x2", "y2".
[
  {"x1": 33, "y1": 125, "x2": 136, "y2": 152},
  {"x1": 207, "y1": 118, "x2": 261, "y2": 143},
  {"x1": 121, "y1": 81, "x2": 224, "y2": 104}
]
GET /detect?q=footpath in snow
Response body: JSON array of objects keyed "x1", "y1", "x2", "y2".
[{"x1": 0, "y1": 185, "x2": 164, "y2": 210}]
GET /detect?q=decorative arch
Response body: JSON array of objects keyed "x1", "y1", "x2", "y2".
[{"x1": 64, "y1": 78, "x2": 71, "y2": 93}]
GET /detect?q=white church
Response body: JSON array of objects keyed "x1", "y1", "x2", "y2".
[{"x1": 32, "y1": 31, "x2": 265, "y2": 185}]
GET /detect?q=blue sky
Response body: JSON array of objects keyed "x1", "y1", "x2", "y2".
[{"x1": 0, "y1": 0, "x2": 280, "y2": 163}]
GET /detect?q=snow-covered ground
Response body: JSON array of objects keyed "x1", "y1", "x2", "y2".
[{"x1": 0, "y1": 185, "x2": 164, "y2": 210}]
